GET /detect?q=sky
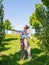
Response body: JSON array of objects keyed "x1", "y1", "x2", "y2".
[{"x1": 3, "y1": 0, "x2": 42, "y2": 33}]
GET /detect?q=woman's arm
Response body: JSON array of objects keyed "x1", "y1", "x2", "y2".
[
  {"x1": 29, "y1": 34, "x2": 34, "y2": 42},
  {"x1": 11, "y1": 29, "x2": 23, "y2": 33}
]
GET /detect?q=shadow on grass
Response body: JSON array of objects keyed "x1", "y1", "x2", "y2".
[
  {"x1": 24, "y1": 48, "x2": 44, "y2": 59},
  {"x1": 0, "y1": 51, "x2": 20, "y2": 65},
  {"x1": 0, "y1": 42, "x2": 10, "y2": 52},
  {"x1": 23, "y1": 48, "x2": 49, "y2": 65},
  {"x1": 0, "y1": 37, "x2": 18, "y2": 52},
  {"x1": 3, "y1": 38, "x2": 18, "y2": 42},
  {"x1": 0, "y1": 37, "x2": 20, "y2": 65},
  {"x1": 0, "y1": 48, "x2": 48, "y2": 65},
  {"x1": 23, "y1": 55, "x2": 49, "y2": 65}
]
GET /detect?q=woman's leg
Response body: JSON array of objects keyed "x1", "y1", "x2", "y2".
[
  {"x1": 23, "y1": 38, "x2": 32, "y2": 60},
  {"x1": 20, "y1": 39, "x2": 25, "y2": 60}
]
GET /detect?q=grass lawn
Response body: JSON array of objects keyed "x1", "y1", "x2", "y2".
[{"x1": 0, "y1": 34, "x2": 48, "y2": 65}]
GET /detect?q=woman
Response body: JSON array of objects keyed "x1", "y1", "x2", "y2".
[{"x1": 11, "y1": 25, "x2": 34, "y2": 61}]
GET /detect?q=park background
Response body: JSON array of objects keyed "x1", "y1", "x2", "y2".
[{"x1": 0, "y1": 0, "x2": 49, "y2": 65}]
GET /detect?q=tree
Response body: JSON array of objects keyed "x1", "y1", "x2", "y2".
[
  {"x1": 0, "y1": 0, "x2": 5, "y2": 43},
  {"x1": 42, "y1": 0, "x2": 49, "y2": 27},
  {"x1": 4, "y1": 19, "x2": 12, "y2": 34},
  {"x1": 29, "y1": 3, "x2": 49, "y2": 55},
  {"x1": 42, "y1": 0, "x2": 49, "y2": 8},
  {"x1": 29, "y1": 3, "x2": 49, "y2": 64}
]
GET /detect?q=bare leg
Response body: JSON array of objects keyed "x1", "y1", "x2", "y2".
[{"x1": 23, "y1": 38, "x2": 32, "y2": 60}]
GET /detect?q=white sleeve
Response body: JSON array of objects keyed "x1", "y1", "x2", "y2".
[
  {"x1": 27, "y1": 29, "x2": 32, "y2": 39},
  {"x1": 29, "y1": 34, "x2": 32, "y2": 39}
]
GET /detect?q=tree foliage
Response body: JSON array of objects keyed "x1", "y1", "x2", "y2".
[
  {"x1": 42, "y1": 0, "x2": 49, "y2": 8},
  {"x1": 29, "y1": 3, "x2": 49, "y2": 54},
  {"x1": 4, "y1": 19, "x2": 12, "y2": 33},
  {"x1": 42, "y1": 0, "x2": 49, "y2": 24},
  {"x1": 0, "y1": 0, "x2": 5, "y2": 43}
]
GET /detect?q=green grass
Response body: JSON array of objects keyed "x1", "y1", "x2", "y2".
[{"x1": 0, "y1": 34, "x2": 48, "y2": 65}]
